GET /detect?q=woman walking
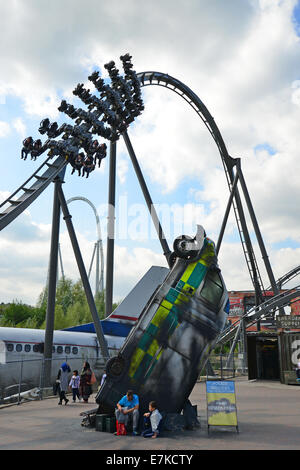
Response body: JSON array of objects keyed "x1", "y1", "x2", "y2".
[
  {"x1": 57, "y1": 362, "x2": 71, "y2": 405},
  {"x1": 80, "y1": 361, "x2": 93, "y2": 403}
]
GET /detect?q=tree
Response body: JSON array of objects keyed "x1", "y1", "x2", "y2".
[
  {"x1": 0, "y1": 301, "x2": 45, "y2": 328},
  {"x1": 0, "y1": 277, "x2": 122, "y2": 330},
  {"x1": 55, "y1": 278, "x2": 74, "y2": 315}
]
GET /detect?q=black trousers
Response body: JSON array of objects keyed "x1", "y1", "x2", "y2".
[
  {"x1": 72, "y1": 388, "x2": 80, "y2": 401},
  {"x1": 59, "y1": 390, "x2": 68, "y2": 403}
]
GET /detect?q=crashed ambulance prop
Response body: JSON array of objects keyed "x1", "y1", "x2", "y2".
[{"x1": 96, "y1": 226, "x2": 229, "y2": 415}]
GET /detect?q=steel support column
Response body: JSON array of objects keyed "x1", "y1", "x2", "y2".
[
  {"x1": 229, "y1": 163, "x2": 264, "y2": 305},
  {"x1": 235, "y1": 160, "x2": 280, "y2": 298},
  {"x1": 122, "y1": 130, "x2": 171, "y2": 264},
  {"x1": 225, "y1": 321, "x2": 242, "y2": 369},
  {"x1": 95, "y1": 240, "x2": 100, "y2": 296},
  {"x1": 105, "y1": 140, "x2": 117, "y2": 317},
  {"x1": 57, "y1": 185, "x2": 109, "y2": 359},
  {"x1": 43, "y1": 179, "x2": 61, "y2": 387},
  {"x1": 216, "y1": 170, "x2": 240, "y2": 255}
]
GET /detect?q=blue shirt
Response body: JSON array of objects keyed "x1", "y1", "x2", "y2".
[{"x1": 118, "y1": 394, "x2": 139, "y2": 409}]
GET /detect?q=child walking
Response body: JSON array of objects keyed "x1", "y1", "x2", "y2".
[
  {"x1": 69, "y1": 370, "x2": 81, "y2": 403},
  {"x1": 142, "y1": 401, "x2": 162, "y2": 438}
]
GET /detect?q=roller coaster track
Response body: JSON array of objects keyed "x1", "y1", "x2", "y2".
[
  {"x1": 268, "y1": 265, "x2": 300, "y2": 290},
  {"x1": 0, "y1": 71, "x2": 268, "y2": 302},
  {"x1": 216, "y1": 263, "x2": 300, "y2": 346},
  {"x1": 138, "y1": 71, "x2": 266, "y2": 299},
  {"x1": 0, "y1": 155, "x2": 67, "y2": 231},
  {"x1": 216, "y1": 286, "x2": 300, "y2": 345},
  {"x1": 136, "y1": 72, "x2": 300, "y2": 345},
  {"x1": 0, "y1": 70, "x2": 292, "y2": 329}
]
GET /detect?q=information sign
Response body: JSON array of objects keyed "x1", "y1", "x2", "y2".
[
  {"x1": 206, "y1": 380, "x2": 238, "y2": 432},
  {"x1": 276, "y1": 316, "x2": 300, "y2": 329}
]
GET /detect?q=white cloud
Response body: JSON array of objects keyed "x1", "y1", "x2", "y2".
[
  {"x1": 0, "y1": 0, "x2": 300, "y2": 304},
  {"x1": 0, "y1": 191, "x2": 11, "y2": 203},
  {"x1": 13, "y1": 117, "x2": 26, "y2": 138},
  {"x1": 291, "y1": 80, "x2": 300, "y2": 105},
  {"x1": 117, "y1": 156, "x2": 129, "y2": 184},
  {"x1": 0, "y1": 121, "x2": 10, "y2": 138}
]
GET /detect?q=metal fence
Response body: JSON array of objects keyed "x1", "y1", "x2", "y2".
[
  {"x1": 0, "y1": 353, "x2": 249, "y2": 406},
  {"x1": 0, "y1": 356, "x2": 106, "y2": 405},
  {"x1": 202, "y1": 353, "x2": 248, "y2": 380}
]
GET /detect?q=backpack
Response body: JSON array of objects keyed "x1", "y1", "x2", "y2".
[
  {"x1": 116, "y1": 421, "x2": 127, "y2": 436},
  {"x1": 90, "y1": 371, "x2": 97, "y2": 384}
]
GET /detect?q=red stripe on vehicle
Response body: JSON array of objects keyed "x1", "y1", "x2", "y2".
[{"x1": 110, "y1": 315, "x2": 138, "y2": 321}]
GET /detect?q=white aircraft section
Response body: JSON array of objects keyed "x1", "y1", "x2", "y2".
[{"x1": 0, "y1": 265, "x2": 169, "y2": 398}]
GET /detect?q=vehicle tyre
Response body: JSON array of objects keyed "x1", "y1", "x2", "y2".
[
  {"x1": 173, "y1": 235, "x2": 198, "y2": 259},
  {"x1": 106, "y1": 355, "x2": 126, "y2": 380},
  {"x1": 168, "y1": 251, "x2": 177, "y2": 268}
]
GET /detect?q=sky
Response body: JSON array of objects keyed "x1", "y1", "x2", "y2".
[{"x1": 1, "y1": 0, "x2": 300, "y2": 306}]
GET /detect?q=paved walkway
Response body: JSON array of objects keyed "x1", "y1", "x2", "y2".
[{"x1": 0, "y1": 377, "x2": 300, "y2": 450}]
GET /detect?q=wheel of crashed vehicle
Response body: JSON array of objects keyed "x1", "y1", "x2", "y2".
[
  {"x1": 168, "y1": 251, "x2": 177, "y2": 268},
  {"x1": 173, "y1": 235, "x2": 198, "y2": 259},
  {"x1": 106, "y1": 355, "x2": 126, "y2": 380}
]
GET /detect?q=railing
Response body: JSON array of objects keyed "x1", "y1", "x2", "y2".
[
  {"x1": 0, "y1": 352, "x2": 247, "y2": 406},
  {"x1": 201, "y1": 353, "x2": 247, "y2": 381},
  {"x1": 0, "y1": 356, "x2": 107, "y2": 406}
]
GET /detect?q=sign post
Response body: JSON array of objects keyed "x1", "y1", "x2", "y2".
[
  {"x1": 276, "y1": 316, "x2": 300, "y2": 330},
  {"x1": 206, "y1": 380, "x2": 239, "y2": 433}
]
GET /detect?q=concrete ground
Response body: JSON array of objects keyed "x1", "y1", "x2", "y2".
[{"x1": 0, "y1": 377, "x2": 300, "y2": 450}]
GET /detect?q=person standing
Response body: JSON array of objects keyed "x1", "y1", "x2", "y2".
[
  {"x1": 69, "y1": 370, "x2": 81, "y2": 403},
  {"x1": 57, "y1": 362, "x2": 71, "y2": 405},
  {"x1": 296, "y1": 360, "x2": 300, "y2": 383},
  {"x1": 80, "y1": 361, "x2": 93, "y2": 402}
]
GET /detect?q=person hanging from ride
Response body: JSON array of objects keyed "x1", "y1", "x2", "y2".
[
  {"x1": 82, "y1": 154, "x2": 95, "y2": 178},
  {"x1": 30, "y1": 139, "x2": 43, "y2": 161},
  {"x1": 85, "y1": 139, "x2": 98, "y2": 161},
  {"x1": 89, "y1": 139, "x2": 99, "y2": 155},
  {"x1": 70, "y1": 152, "x2": 84, "y2": 176},
  {"x1": 47, "y1": 121, "x2": 59, "y2": 138},
  {"x1": 94, "y1": 143, "x2": 107, "y2": 168},
  {"x1": 21, "y1": 136, "x2": 34, "y2": 160},
  {"x1": 86, "y1": 140, "x2": 106, "y2": 168}
]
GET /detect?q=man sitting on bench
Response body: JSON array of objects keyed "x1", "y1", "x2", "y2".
[{"x1": 115, "y1": 390, "x2": 139, "y2": 436}]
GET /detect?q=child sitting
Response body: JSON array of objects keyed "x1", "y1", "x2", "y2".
[{"x1": 142, "y1": 401, "x2": 162, "y2": 439}]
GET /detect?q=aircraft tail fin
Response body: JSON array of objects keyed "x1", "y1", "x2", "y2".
[{"x1": 64, "y1": 266, "x2": 169, "y2": 337}]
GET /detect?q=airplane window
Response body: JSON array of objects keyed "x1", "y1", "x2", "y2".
[
  {"x1": 65, "y1": 346, "x2": 71, "y2": 354},
  {"x1": 52, "y1": 346, "x2": 56, "y2": 353},
  {"x1": 16, "y1": 344, "x2": 22, "y2": 352},
  {"x1": 33, "y1": 344, "x2": 39, "y2": 353},
  {"x1": 6, "y1": 343, "x2": 14, "y2": 352},
  {"x1": 57, "y1": 346, "x2": 63, "y2": 354},
  {"x1": 25, "y1": 345, "x2": 31, "y2": 353},
  {"x1": 72, "y1": 347, "x2": 78, "y2": 355}
]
